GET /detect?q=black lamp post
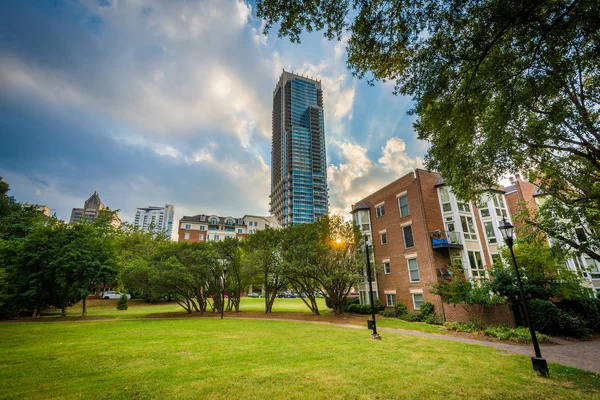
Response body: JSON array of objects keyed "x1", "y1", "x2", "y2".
[
  {"x1": 221, "y1": 261, "x2": 228, "y2": 320},
  {"x1": 498, "y1": 217, "x2": 548, "y2": 377},
  {"x1": 364, "y1": 236, "x2": 381, "y2": 339}
]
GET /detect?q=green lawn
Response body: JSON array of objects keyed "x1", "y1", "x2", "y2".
[
  {"x1": 0, "y1": 319, "x2": 598, "y2": 400},
  {"x1": 376, "y1": 317, "x2": 448, "y2": 334},
  {"x1": 52, "y1": 297, "x2": 330, "y2": 319}
]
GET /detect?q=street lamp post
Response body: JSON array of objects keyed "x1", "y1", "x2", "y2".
[
  {"x1": 221, "y1": 261, "x2": 228, "y2": 320},
  {"x1": 498, "y1": 217, "x2": 548, "y2": 377},
  {"x1": 364, "y1": 236, "x2": 381, "y2": 340}
]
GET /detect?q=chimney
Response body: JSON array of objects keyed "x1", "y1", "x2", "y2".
[
  {"x1": 515, "y1": 173, "x2": 521, "y2": 181},
  {"x1": 509, "y1": 176, "x2": 515, "y2": 183}
]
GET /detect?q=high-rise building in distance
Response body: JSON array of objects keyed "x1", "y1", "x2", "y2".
[
  {"x1": 270, "y1": 70, "x2": 328, "y2": 227},
  {"x1": 134, "y1": 204, "x2": 175, "y2": 238},
  {"x1": 70, "y1": 190, "x2": 121, "y2": 227}
]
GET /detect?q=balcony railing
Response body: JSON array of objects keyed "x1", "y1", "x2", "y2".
[{"x1": 431, "y1": 230, "x2": 463, "y2": 249}]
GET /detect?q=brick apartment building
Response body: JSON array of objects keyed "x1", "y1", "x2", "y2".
[
  {"x1": 505, "y1": 176, "x2": 600, "y2": 296},
  {"x1": 351, "y1": 169, "x2": 514, "y2": 324},
  {"x1": 178, "y1": 214, "x2": 280, "y2": 242}
]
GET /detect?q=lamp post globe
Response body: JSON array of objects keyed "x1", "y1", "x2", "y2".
[{"x1": 499, "y1": 217, "x2": 548, "y2": 377}]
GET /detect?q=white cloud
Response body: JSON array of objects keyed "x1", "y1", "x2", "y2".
[{"x1": 328, "y1": 137, "x2": 424, "y2": 216}]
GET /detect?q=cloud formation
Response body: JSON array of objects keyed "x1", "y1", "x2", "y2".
[{"x1": 0, "y1": 0, "x2": 426, "y2": 235}]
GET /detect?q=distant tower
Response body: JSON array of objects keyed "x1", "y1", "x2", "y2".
[
  {"x1": 270, "y1": 70, "x2": 328, "y2": 227},
  {"x1": 133, "y1": 204, "x2": 175, "y2": 239}
]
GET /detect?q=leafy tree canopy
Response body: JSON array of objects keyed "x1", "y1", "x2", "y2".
[{"x1": 257, "y1": 0, "x2": 600, "y2": 259}]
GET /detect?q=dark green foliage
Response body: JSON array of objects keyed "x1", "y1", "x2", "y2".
[
  {"x1": 346, "y1": 303, "x2": 370, "y2": 314},
  {"x1": 117, "y1": 294, "x2": 128, "y2": 310},
  {"x1": 372, "y1": 298, "x2": 384, "y2": 313},
  {"x1": 401, "y1": 312, "x2": 424, "y2": 323},
  {"x1": 556, "y1": 298, "x2": 600, "y2": 333},
  {"x1": 425, "y1": 314, "x2": 444, "y2": 325},
  {"x1": 378, "y1": 310, "x2": 397, "y2": 318},
  {"x1": 529, "y1": 299, "x2": 591, "y2": 338},
  {"x1": 394, "y1": 303, "x2": 408, "y2": 318},
  {"x1": 256, "y1": 0, "x2": 600, "y2": 262},
  {"x1": 444, "y1": 322, "x2": 550, "y2": 344},
  {"x1": 342, "y1": 298, "x2": 360, "y2": 312},
  {"x1": 419, "y1": 302, "x2": 434, "y2": 317},
  {"x1": 490, "y1": 238, "x2": 588, "y2": 302}
]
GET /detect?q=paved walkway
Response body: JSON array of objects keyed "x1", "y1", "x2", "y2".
[{"x1": 240, "y1": 317, "x2": 600, "y2": 374}]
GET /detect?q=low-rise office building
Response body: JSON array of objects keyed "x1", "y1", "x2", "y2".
[
  {"x1": 178, "y1": 214, "x2": 280, "y2": 242},
  {"x1": 351, "y1": 169, "x2": 514, "y2": 324},
  {"x1": 505, "y1": 175, "x2": 600, "y2": 297}
]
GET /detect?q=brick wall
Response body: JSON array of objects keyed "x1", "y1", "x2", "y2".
[{"x1": 442, "y1": 303, "x2": 516, "y2": 327}]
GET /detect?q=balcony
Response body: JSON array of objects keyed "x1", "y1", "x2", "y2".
[{"x1": 431, "y1": 230, "x2": 463, "y2": 250}]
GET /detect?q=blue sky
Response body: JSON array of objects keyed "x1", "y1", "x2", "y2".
[{"x1": 0, "y1": 0, "x2": 427, "y2": 232}]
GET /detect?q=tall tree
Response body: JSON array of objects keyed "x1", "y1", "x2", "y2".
[
  {"x1": 215, "y1": 238, "x2": 249, "y2": 312},
  {"x1": 281, "y1": 223, "x2": 322, "y2": 315},
  {"x1": 244, "y1": 228, "x2": 285, "y2": 313},
  {"x1": 257, "y1": 0, "x2": 600, "y2": 260}
]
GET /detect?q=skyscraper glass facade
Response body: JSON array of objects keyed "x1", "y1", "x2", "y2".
[{"x1": 271, "y1": 71, "x2": 328, "y2": 227}]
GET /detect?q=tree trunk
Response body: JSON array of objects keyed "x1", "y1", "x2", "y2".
[
  {"x1": 61, "y1": 303, "x2": 67, "y2": 317},
  {"x1": 82, "y1": 296, "x2": 87, "y2": 317}
]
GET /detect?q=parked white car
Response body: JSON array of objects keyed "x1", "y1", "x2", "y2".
[{"x1": 102, "y1": 291, "x2": 131, "y2": 300}]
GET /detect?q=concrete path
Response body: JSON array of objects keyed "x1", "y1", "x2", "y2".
[{"x1": 241, "y1": 317, "x2": 600, "y2": 374}]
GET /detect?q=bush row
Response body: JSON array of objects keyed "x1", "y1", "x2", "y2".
[
  {"x1": 374, "y1": 301, "x2": 444, "y2": 325},
  {"x1": 528, "y1": 298, "x2": 600, "y2": 338},
  {"x1": 443, "y1": 322, "x2": 550, "y2": 344}
]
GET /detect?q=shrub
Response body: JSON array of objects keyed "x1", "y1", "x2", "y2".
[
  {"x1": 529, "y1": 299, "x2": 563, "y2": 334},
  {"x1": 556, "y1": 298, "x2": 600, "y2": 333},
  {"x1": 484, "y1": 325, "x2": 550, "y2": 344},
  {"x1": 373, "y1": 298, "x2": 385, "y2": 312},
  {"x1": 443, "y1": 322, "x2": 476, "y2": 333},
  {"x1": 379, "y1": 310, "x2": 397, "y2": 318},
  {"x1": 117, "y1": 294, "x2": 129, "y2": 311},
  {"x1": 342, "y1": 297, "x2": 360, "y2": 312},
  {"x1": 559, "y1": 313, "x2": 591, "y2": 338},
  {"x1": 401, "y1": 312, "x2": 424, "y2": 322},
  {"x1": 425, "y1": 314, "x2": 444, "y2": 325},
  {"x1": 420, "y1": 302, "x2": 434, "y2": 317},
  {"x1": 394, "y1": 303, "x2": 408, "y2": 317}
]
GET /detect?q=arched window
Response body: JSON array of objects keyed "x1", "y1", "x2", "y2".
[
  {"x1": 226, "y1": 219, "x2": 234, "y2": 226},
  {"x1": 210, "y1": 218, "x2": 218, "y2": 224}
]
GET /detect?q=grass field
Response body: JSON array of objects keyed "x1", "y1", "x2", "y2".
[
  {"x1": 51, "y1": 298, "x2": 330, "y2": 319},
  {"x1": 0, "y1": 318, "x2": 598, "y2": 400}
]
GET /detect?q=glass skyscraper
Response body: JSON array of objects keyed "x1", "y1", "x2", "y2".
[{"x1": 270, "y1": 70, "x2": 328, "y2": 227}]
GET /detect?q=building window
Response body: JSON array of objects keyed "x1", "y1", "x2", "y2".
[
  {"x1": 386, "y1": 294, "x2": 397, "y2": 307},
  {"x1": 403, "y1": 225, "x2": 414, "y2": 248},
  {"x1": 214, "y1": 234, "x2": 220, "y2": 241},
  {"x1": 237, "y1": 229, "x2": 243, "y2": 234},
  {"x1": 362, "y1": 223, "x2": 370, "y2": 231},
  {"x1": 492, "y1": 194, "x2": 508, "y2": 218},
  {"x1": 199, "y1": 225, "x2": 206, "y2": 231},
  {"x1": 468, "y1": 251, "x2": 486, "y2": 278},
  {"x1": 199, "y1": 234, "x2": 204, "y2": 240},
  {"x1": 398, "y1": 195, "x2": 410, "y2": 217},
  {"x1": 585, "y1": 258, "x2": 600, "y2": 279},
  {"x1": 384, "y1": 262, "x2": 391, "y2": 274},
  {"x1": 184, "y1": 233, "x2": 190, "y2": 240},
  {"x1": 185, "y1": 224, "x2": 191, "y2": 230},
  {"x1": 439, "y1": 187, "x2": 452, "y2": 212},
  {"x1": 380, "y1": 232, "x2": 387, "y2": 245},
  {"x1": 408, "y1": 258, "x2": 420, "y2": 282},
  {"x1": 255, "y1": 222, "x2": 259, "y2": 226},
  {"x1": 480, "y1": 206, "x2": 490, "y2": 218},
  {"x1": 376, "y1": 204, "x2": 385, "y2": 218},
  {"x1": 412, "y1": 293, "x2": 424, "y2": 310},
  {"x1": 460, "y1": 216, "x2": 477, "y2": 240},
  {"x1": 210, "y1": 218, "x2": 218, "y2": 224},
  {"x1": 457, "y1": 201, "x2": 471, "y2": 212},
  {"x1": 484, "y1": 221, "x2": 496, "y2": 244}
]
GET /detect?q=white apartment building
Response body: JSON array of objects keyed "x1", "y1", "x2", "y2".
[{"x1": 134, "y1": 204, "x2": 175, "y2": 238}]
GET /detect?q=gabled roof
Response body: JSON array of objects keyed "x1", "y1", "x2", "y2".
[{"x1": 350, "y1": 200, "x2": 370, "y2": 213}]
